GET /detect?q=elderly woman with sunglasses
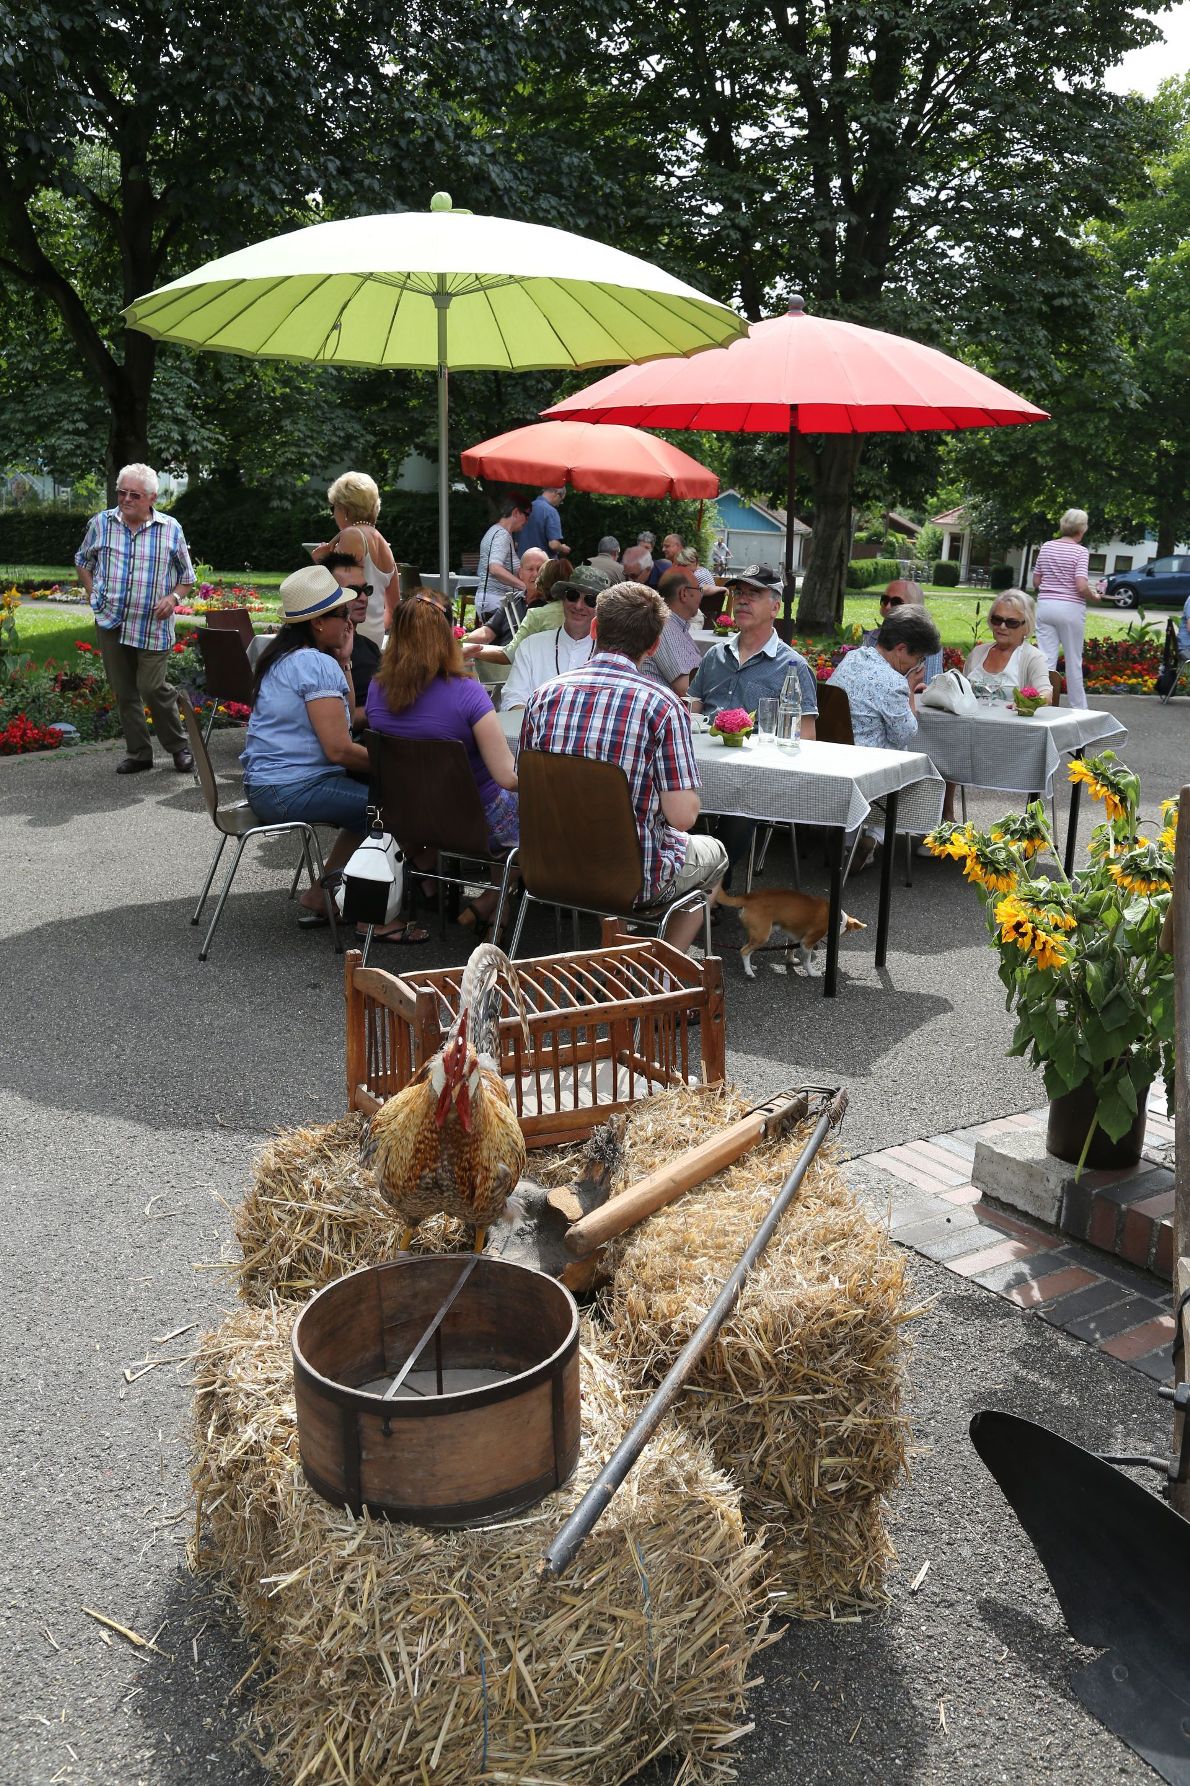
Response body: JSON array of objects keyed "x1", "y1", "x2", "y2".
[
  {"x1": 366, "y1": 595, "x2": 519, "y2": 939},
  {"x1": 862, "y1": 581, "x2": 942, "y2": 687},
  {"x1": 937, "y1": 588, "x2": 1051, "y2": 823}
]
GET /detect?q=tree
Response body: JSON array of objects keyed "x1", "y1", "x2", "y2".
[{"x1": 0, "y1": 0, "x2": 524, "y2": 496}]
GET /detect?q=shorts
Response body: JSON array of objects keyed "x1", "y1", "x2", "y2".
[
  {"x1": 245, "y1": 769, "x2": 370, "y2": 832},
  {"x1": 651, "y1": 831, "x2": 729, "y2": 905}
]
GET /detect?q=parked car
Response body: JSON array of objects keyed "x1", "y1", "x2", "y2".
[{"x1": 1103, "y1": 555, "x2": 1190, "y2": 609}]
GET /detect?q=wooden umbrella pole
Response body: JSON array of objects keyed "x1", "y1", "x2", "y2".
[{"x1": 539, "y1": 1088, "x2": 847, "y2": 1578}]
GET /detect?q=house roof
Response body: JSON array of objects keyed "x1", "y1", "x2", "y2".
[
  {"x1": 719, "y1": 488, "x2": 811, "y2": 534},
  {"x1": 931, "y1": 505, "x2": 967, "y2": 527},
  {"x1": 886, "y1": 510, "x2": 921, "y2": 537}
]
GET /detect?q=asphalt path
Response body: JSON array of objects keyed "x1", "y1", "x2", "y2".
[{"x1": 0, "y1": 692, "x2": 1186, "y2": 1785}]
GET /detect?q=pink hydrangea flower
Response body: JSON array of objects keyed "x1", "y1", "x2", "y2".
[{"x1": 712, "y1": 706, "x2": 753, "y2": 735}]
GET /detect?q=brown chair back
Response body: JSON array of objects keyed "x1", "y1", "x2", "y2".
[
  {"x1": 816, "y1": 683, "x2": 855, "y2": 746},
  {"x1": 1049, "y1": 671, "x2": 1064, "y2": 707},
  {"x1": 365, "y1": 733, "x2": 493, "y2": 859},
  {"x1": 516, "y1": 749, "x2": 643, "y2": 912},
  {"x1": 194, "y1": 627, "x2": 255, "y2": 707},
  {"x1": 393, "y1": 563, "x2": 423, "y2": 600},
  {"x1": 206, "y1": 607, "x2": 255, "y2": 650},
  {"x1": 178, "y1": 693, "x2": 222, "y2": 822}
]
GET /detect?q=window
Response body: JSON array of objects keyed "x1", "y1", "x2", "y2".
[
  {"x1": 1112, "y1": 555, "x2": 1132, "y2": 573},
  {"x1": 1150, "y1": 558, "x2": 1175, "y2": 576},
  {"x1": 1087, "y1": 553, "x2": 1106, "y2": 573}
]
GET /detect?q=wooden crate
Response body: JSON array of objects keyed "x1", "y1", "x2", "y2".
[{"x1": 344, "y1": 935, "x2": 726, "y2": 1148}]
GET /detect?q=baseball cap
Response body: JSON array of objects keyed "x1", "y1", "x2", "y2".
[{"x1": 729, "y1": 563, "x2": 782, "y2": 592}]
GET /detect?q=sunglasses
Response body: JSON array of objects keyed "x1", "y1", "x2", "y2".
[
  {"x1": 880, "y1": 595, "x2": 905, "y2": 608},
  {"x1": 990, "y1": 614, "x2": 1025, "y2": 629},
  {"x1": 115, "y1": 487, "x2": 148, "y2": 499},
  {"x1": 344, "y1": 583, "x2": 373, "y2": 600},
  {"x1": 564, "y1": 589, "x2": 599, "y2": 607}
]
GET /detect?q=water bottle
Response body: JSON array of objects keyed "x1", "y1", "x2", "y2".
[{"x1": 776, "y1": 667, "x2": 801, "y2": 751}]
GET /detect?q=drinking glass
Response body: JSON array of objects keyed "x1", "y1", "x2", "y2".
[{"x1": 756, "y1": 696, "x2": 779, "y2": 741}]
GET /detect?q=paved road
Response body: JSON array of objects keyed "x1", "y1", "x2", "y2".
[{"x1": 0, "y1": 693, "x2": 1185, "y2": 1785}]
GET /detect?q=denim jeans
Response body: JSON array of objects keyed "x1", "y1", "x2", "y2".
[{"x1": 245, "y1": 769, "x2": 369, "y2": 832}]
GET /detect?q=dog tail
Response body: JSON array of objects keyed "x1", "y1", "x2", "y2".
[{"x1": 714, "y1": 890, "x2": 746, "y2": 909}]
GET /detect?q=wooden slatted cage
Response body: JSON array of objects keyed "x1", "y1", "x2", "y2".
[{"x1": 344, "y1": 932, "x2": 726, "y2": 1148}]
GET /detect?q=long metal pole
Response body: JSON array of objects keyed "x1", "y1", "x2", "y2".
[
  {"x1": 434, "y1": 284, "x2": 451, "y2": 598},
  {"x1": 1169, "y1": 784, "x2": 1190, "y2": 1516},
  {"x1": 539, "y1": 1089, "x2": 847, "y2": 1578},
  {"x1": 783, "y1": 428, "x2": 797, "y2": 627}
]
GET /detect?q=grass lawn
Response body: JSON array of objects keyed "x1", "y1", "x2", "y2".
[{"x1": 14, "y1": 608, "x2": 206, "y2": 668}]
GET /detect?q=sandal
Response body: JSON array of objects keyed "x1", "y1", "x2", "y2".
[{"x1": 356, "y1": 922, "x2": 431, "y2": 946}]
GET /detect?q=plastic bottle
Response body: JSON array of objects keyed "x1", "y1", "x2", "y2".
[{"x1": 776, "y1": 667, "x2": 802, "y2": 750}]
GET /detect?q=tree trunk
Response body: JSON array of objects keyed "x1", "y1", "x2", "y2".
[
  {"x1": 796, "y1": 436, "x2": 864, "y2": 630},
  {"x1": 104, "y1": 333, "x2": 157, "y2": 502}
]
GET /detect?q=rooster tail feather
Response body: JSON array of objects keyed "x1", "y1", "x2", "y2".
[{"x1": 457, "y1": 944, "x2": 531, "y2": 1063}]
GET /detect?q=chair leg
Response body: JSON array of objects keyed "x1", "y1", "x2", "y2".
[
  {"x1": 199, "y1": 835, "x2": 250, "y2": 960},
  {"x1": 304, "y1": 827, "x2": 342, "y2": 954},
  {"x1": 192, "y1": 833, "x2": 229, "y2": 926},
  {"x1": 790, "y1": 824, "x2": 801, "y2": 887},
  {"x1": 490, "y1": 851, "x2": 518, "y2": 940},
  {"x1": 744, "y1": 828, "x2": 759, "y2": 893},
  {"x1": 202, "y1": 703, "x2": 218, "y2": 746},
  {"x1": 905, "y1": 830, "x2": 913, "y2": 888},
  {"x1": 753, "y1": 824, "x2": 774, "y2": 879},
  {"x1": 289, "y1": 834, "x2": 315, "y2": 901},
  {"x1": 960, "y1": 786, "x2": 968, "y2": 824},
  {"x1": 508, "y1": 890, "x2": 533, "y2": 959}
]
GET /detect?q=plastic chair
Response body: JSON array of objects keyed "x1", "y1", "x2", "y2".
[
  {"x1": 506, "y1": 749, "x2": 713, "y2": 957},
  {"x1": 364, "y1": 733, "x2": 518, "y2": 937},
  {"x1": 206, "y1": 606, "x2": 255, "y2": 650},
  {"x1": 178, "y1": 693, "x2": 341, "y2": 962},
  {"x1": 193, "y1": 627, "x2": 255, "y2": 742}
]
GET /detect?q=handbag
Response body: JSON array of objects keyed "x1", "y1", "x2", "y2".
[
  {"x1": 336, "y1": 807, "x2": 404, "y2": 926},
  {"x1": 918, "y1": 669, "x2": 979, "y2": 717}
]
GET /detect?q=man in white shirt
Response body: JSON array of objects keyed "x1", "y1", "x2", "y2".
[{"x1": 501, "y1": 574, "x2": 598, "y2": 709}]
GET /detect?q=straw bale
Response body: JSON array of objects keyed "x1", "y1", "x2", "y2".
[
  {"x1": 192, "y1": 1302, "x2": 771, "y2": 1786},
  {"x1": 599, "y1": 1118, "x2": 914, "y2": 1618}
]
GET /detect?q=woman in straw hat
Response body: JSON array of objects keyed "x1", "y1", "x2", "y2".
[{"x1": 241, "y1": 565, "x2": 428, "y2": 941}]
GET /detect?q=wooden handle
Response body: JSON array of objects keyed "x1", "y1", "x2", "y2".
[{"x1": 564, "y1": 1093, "x2": 807, "y2": 1257}]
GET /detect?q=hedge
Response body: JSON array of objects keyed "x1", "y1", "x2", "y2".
[
  {"x1": 845, "y1": 556, "x2": 901, "y2": 589},
  {"x1": 989, "y1": 564, "x2": 1015, "y2": 591},
  {"x1": 0, "y1": 486, "x2": 712, "y2": 576},
  {"x1": 932, "y1": 560, "x2": 961, "y2": 586}
]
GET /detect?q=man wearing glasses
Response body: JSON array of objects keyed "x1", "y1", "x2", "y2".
[
  {"x1": 501, "y1": 572, "x2": 599, "y2": 710},
  {"x1": 861, "y1": 580, "x2": 943, "y2": 686},
  {"x1": 75, "y1": 463, "x2": 195, "y2": 774},
  {"x1": 324, "y1": 550, "x2": 380, "y2": 727}
]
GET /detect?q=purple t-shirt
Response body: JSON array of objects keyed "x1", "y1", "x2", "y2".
[{"x1": 365, "y1": 673, "x2": 498, "y2": 803}]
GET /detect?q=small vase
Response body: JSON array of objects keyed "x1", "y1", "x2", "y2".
[
  {"x1": 715, "y1": 732, "x2": 747, "y2": 747},
  {"x1": 1046, "y1": 1078, "x2": 1148, "y2": 1170}
]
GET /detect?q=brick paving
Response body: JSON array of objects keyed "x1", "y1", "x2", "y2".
[{"x1": 843, "y1": 1087, "x2": 1178, "y2": 1384}]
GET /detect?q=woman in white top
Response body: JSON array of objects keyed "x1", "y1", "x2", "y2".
[
  {"x1": 311, "y1": 471, "x2": 398, "y2": 646},
  {"x1": 1030, "y1": 507, "x2": 1100, "y2": 709},
  {"x1": 964, "y1": 589, "x2": 1051, "y2": 703}
]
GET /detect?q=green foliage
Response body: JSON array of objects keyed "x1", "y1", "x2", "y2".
[
  {"x1": 988, "y1": 564, "x2": 1015, "y2": 590},
  {"x1": 845, "y1": 557, "x2": 901, "y2": 590},
  {"x1": 932, "y1": 561, "x2": 961, "y2": 586},
  {"x1": 0, "y1": 510, "x2": 94, "y2": 565}
]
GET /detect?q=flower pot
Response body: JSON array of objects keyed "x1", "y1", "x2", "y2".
[
  {"x1": 1046, "y1": 1078, "x2": 1148, "y2": 1170},
  {"x1": 714, "y1": 732, "x2": 747, "y2": 747}
]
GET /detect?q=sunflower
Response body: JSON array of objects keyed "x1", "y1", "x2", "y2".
[
  {"x1": 990, "y1": 814, "x2": 1049, "y2": 858},
  {"x1": 1108, "y1": 838, "x2": 1174, "y2": 899},
  {"x1": 961, "y1": 835, "x2": 1019, "y2": 895},
  {"x1": 925, "y1": 823, "x2": 974, "y2": 861},
  {"x1": 992, "y1": 895, "x2": 1069, "y2": 969},
  {"x1": 1068, "y1": 752, "x2": 1138, "y2": 825}
]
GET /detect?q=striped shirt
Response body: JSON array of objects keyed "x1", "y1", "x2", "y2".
[
  {"x1": 520, "y1": 651, "x2": 700, "y2": 902},
  {"x1": 642, "y1": 611, "x2": 703, "y2": 688},
  {"x1": 1032, "y1": 537, "x2": 1090, "y2": 606},
  {"x1": 75, "y1": 507, "x2": 195, "y2": 651}
]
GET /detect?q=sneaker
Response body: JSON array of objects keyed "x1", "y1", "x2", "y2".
[{"x1": 851, "y1": 833, "x2": 879, "y2": 873}]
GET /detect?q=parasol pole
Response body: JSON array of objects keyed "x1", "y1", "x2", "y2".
[
  {"x1": 434, "y1": 281, "x2": 451, "y2": 601},
  {"x1": 783, "y1": 427, "x2": 797, "y2": 627}
]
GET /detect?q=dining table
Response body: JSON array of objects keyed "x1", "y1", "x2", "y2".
[
  {"x1": 913, "y1": 703, "x2": 1127, "y2": 873},
  {"x1": 500, "y1": 709, "x2": 943, "y2": 996}
]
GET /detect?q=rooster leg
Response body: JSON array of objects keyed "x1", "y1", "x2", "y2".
[
  {"x1": 398, "y1": 1225, "x2": 414, "y2": 1252},
  {"x1": 472, "y1": 1224, "x2": 487, "y2": 1254}
]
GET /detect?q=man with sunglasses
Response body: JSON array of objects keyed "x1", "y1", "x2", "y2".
[
  {"x1": 75, "y1": 462, "x2": 195, "y2": 774},
  {"x1": 325, "y1": 550, "x2": 380, "y2": 726},
  {"x1": 861, "y1": 581, "x2": 942, "y2": 686},
  {"x1": 501, "y1": 571, "x2": 598, "y2": 710}
]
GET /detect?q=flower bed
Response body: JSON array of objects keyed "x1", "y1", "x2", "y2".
[{"x1": 1078, "y1": 630, "x2": 1161, "y2": 694}]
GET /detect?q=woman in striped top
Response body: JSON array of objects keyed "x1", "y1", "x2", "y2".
[{"x1": 1031, "y1": 508, "x2": 1100, "y2": 709}]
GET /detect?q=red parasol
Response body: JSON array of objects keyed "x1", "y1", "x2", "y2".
[
  {"x1": 543, "y1": 297, "x2": 1048, "y2": 604},
  {"x1": 460, "y1": 419, "x2": 718, "y2": 499}
]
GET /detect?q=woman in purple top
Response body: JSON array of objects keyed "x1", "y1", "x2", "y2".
[{"x1": 366, "y1": 596, "x2": 519, "y2": 938}]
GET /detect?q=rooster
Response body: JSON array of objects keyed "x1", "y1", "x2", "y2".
[{"x1": 362, "y1": 944, "x2": 531, "y2": 1252}]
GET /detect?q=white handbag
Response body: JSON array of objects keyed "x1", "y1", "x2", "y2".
[
  {"x1": 336, "y1": 809, "x2": 404, "y2": 927},
  {"x1": 918, "y1": 669, "x2": 978, "y2": 717}
]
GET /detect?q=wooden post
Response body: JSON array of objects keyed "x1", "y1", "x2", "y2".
[
  {"x1": 1169, "y1": 786, "x2": 1190, "y2": 1517},
  {"x1": 344, "y1": 950, "x2": 366, "y2": 1112}
]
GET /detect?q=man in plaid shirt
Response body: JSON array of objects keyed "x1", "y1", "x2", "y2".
[
  {"x1": 520, "y1": 581, "x2": 726, "y2": 951},
  {"x1": 75, "y1": 463, "x2": 195, "y2": 774}
]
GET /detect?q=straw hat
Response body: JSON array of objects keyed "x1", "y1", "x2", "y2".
[{"x1": 279, "y1": 564, "x2": 354, "y2": 624}]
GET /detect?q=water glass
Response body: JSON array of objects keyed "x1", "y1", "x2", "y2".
[{"x1": 756, "y1": 696, "x2": 779, "y2": 741}]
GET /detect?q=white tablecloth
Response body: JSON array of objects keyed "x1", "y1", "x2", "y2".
[
  {"x1": 914, "y1": 706, "x2": 1127, "y2": 796},
  {"x1": 500, "y1": 712, "x2": 943, "y2": 838}
]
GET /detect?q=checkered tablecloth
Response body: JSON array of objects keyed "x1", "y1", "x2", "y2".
[
  {"x1": 501, "y1": 711, "x2": 943, "y2": 836},
  {"x1": 914, "y1": 706, "x2": 1127, "y2": 796}
]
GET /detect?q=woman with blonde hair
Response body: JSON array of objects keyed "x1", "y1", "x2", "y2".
[
  {"x1": 1031, "y1": 507, "x2": 1099, "y2": 709},
  {"x1": 366, "y1": 597, "x2": 519, "y2": 938},
  {"x1": 312, "y1": 472, "x2": 399, "y2": 644}
]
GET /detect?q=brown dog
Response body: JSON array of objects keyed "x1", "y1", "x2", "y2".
[{"x1": 715, "y1": 888, "x2": 866, "y2": 978}]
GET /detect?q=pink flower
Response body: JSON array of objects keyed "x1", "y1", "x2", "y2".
[
  {"x1": 1018, "y1": 686, "x2": 1043, "y2": 700},
  {"x1": 453, "y1": 624, "x2": 465, "y2": 638},
  {"x1": 712, "y1": 706, "x2": 753, "y2": 735},
  {"x1": 714, "y1": 611, "x2": 736, "y2": 629}
]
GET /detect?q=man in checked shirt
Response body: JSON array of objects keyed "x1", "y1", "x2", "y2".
[{"x1": 75, "y1": 463, "x2": 196, "y2": 774}]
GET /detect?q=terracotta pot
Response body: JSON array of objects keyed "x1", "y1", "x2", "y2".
[{"x1": 1046, "y1": 1077, "x2": 1148, "y2": 1170}]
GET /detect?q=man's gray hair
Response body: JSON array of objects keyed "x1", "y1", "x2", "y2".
[
  {"x1": 118, "y1": 462, "x2": 159, "y2": 498},
  {"x1": 622, "y1": 545, "x2": 653, "y2": 578},
  {"x1": 597, "y1": 535, "x2": 620, "y2": 556}
]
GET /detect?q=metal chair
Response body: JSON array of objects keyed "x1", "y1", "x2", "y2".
[
  {"x1": 179, "y1": 694, "x2": 341, "y2": 961},
  {"x1": 364, "y1": 733, "x2": 518, "y2": 937},
  {"x1": 506, "y1": 749, "x2": 713, "y2": 957},
  {"x1": 206, "y1": 606, "x2": 256, "y2": 650},
  {"x1": 193, "y1": 626, "x2": 255, "y2": 742}
]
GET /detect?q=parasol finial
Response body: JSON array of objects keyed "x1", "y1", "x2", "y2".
[
  {"x1": 430, "y1": 191, "x2": 453, "y2": 212},
  {"x1": 787, "y1": 293, "x2": 806, "y2": 315}
]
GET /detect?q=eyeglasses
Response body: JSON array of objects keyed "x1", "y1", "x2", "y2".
[
  {"x1": 564, "y1": 590, "x2": 599, "y2": 607},
  {"x1": 115, "y1": 487, "x2": 148, "y2": 500},
  {"x1": 345, "y1": 583, "x2": 373, "y2": 600},
  {"x1": 989, "y1": 614, "x2": 1025, "y2": 629},
  {"x1": 880, "y1": 595, "x2": 905, "y2": 608}
]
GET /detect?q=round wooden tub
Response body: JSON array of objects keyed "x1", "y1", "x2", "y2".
[{"x1": 292, "y1": 1255, "x2": 581, "y2": 1526}]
